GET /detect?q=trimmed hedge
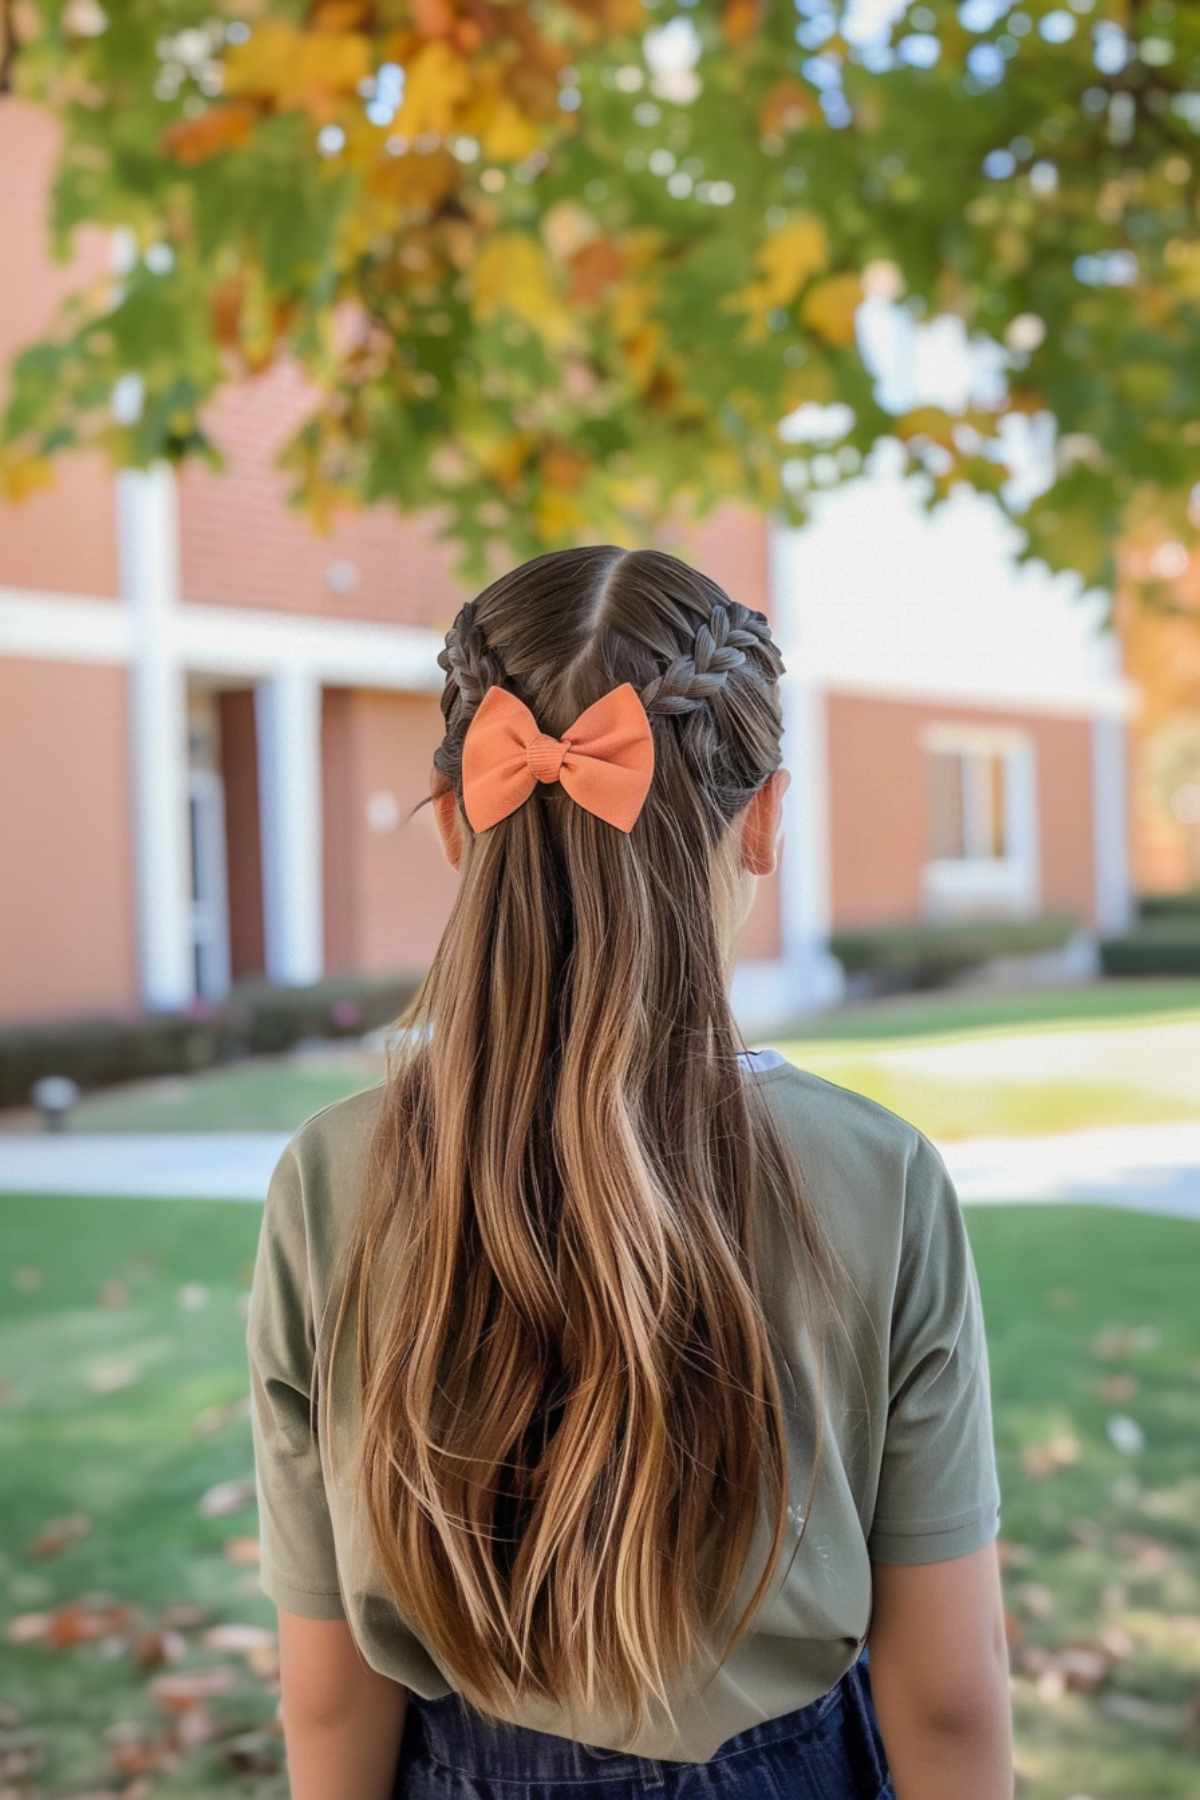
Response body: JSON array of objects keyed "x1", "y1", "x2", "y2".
[
  {"x1": 1098, "y1": 923, "x2": 1200, "y2": 978},
  {"x1": 1137, "y1": 888, "x2": 1200, "y2": 922},
  {"x1": 0, "y1": 971, "x2": 423, "y2": 1112},
  {"x1": 829, "y1": 913, "x2": 1081, "y2": 992}
]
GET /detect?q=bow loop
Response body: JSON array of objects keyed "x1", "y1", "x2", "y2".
[{"x1": 460, "y1": 683, "x2": 654, "y2": 834}]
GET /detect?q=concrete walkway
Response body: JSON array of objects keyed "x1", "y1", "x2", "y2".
[{"x1": 3, "y1": 1122, "x2": 1200, "y2": 1218}]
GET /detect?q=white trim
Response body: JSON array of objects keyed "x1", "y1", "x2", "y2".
[
  {"x1": 0, "y1": 584, "x2": 445, "y2": 689},
  {"x1": 118, "y1": 467, "x2": 194, "y2": 1010},
  {"x1": 175, "y1": 603, "x2": 445, "y2": 688},
  {"x1": 255, "y1": 669, "x2": 324, "y2": 986},
  {"x1": 1092, "y1": 715, "x2": 1133, "y2": 933},
  {"x1": 810, "y1": 668, "x2": 1135, "y2": 721},
  {"x1": 0, "y1": 590, "x2": 132, "y2": 662}
]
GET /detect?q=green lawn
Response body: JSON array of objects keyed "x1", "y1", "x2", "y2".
[
  {"x1": 1, "y1": 1194, "x2": 1197, "y2": 1796},
  {"x1": 30, "y1": 977, "x2": 1200, "y2": 1141}
]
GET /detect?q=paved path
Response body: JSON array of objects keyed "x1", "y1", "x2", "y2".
[{"x1": 3, "y1": 1122, "x2": 1200, "y2": 1218}]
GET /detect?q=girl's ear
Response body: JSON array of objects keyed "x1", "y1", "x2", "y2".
[
  {"x1": 739, "y1": 768, "x2": 790, "y2": 877},
  {"x1": 432, "y1": 780, "x2": 464, "y2": 871}
]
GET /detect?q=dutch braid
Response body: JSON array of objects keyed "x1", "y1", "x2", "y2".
[
  {"x1": 436, "y1": 600, "x2": 507, "y2": 727},
  {"x1": 639, "y1": 601, "x2": 782, "y2": 718}
]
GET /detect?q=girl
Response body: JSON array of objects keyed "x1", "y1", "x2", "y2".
[{"x1": 247, "y1": 545, "x2": 1013, "y2": 1800}]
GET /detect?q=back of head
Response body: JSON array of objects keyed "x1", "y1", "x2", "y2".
[{"x1": 322, "y1": 545, "x2": 840, "y2": 1747}]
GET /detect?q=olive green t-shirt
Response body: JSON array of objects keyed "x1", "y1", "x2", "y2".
[{"x1": 246, "y1": 1054, "x2": 1002, "y2": 1764}]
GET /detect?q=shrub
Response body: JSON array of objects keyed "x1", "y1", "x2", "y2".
[
  {"x1": 1137, "y1": 887, "x2": 1200, "y2": 922},
  {"x1": 1098, "y1": 924, "x2": 1200, "y2": 978},
  {"x1": 828, "y1": 913, "x2": 1082, "y2": 992},
  {"x1": 0, "y1": 971, "x2": 424, "y2": 1112}
]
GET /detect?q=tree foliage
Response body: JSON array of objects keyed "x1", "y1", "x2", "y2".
[{"x1": 3, "y1": 0, "x2": 1199, "y2": 589}]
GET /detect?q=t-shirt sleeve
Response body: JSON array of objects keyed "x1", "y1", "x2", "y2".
[
  {"x1": 246, "y1": 1136, "x2": 347, "y2": 1619},
  {"x1": 868, "y1": 1128, "x2": 1002, "y2": 1565}
]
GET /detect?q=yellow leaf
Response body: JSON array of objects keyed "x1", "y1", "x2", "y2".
[
  {"x1": 800, "y1": 272, "x2": 862, "y2": 347},
  {"x1": 470, "y1": 233, "x2": 573, "y2": 347},
  {"x1": 722, "y1": 215, "x2": 830, "y2": 341},
  {"x1": 534, "y1": 486, "x2": 587, "y2": 540},
  {"x1": 0, "y1": 451, "x2": 54, "y2": 504},
  {"x1": 393, "y1": 39, "x2": 473, "y2": 138},
  {"x1": 469, "y1": 432, "x2": 536, "y2": 488},
  {"x1": 224, "y1": 22, "x2": 371, "y2": 116},
  {"x1": 754, "y1": 215, "x2": 829, "y2": 304},
  {"x1": 460, "y1": 89, "x2": 543, "y2": 161}
]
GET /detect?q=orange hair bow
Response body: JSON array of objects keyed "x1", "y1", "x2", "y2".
[{"x1": 460, "y1": 682, "x2": 655, "y2": 834}]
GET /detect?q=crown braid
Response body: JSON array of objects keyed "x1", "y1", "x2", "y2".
[{"x1": 638, "y1": 602, "x2": 783, "y2": 719}]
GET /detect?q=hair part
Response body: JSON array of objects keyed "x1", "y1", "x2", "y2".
[{"x1": 318, "y1": 546, "x2": 850, "y2": 1748}]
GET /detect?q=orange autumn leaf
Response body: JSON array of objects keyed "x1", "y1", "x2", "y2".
[
  {"x1": 721, "y1": 0, "x2": 764, "y2": 46},
  {"x1": 163, "y1": 102, "x2": 258, "y2": 167},
  {"x1": 759, "y1": 78, "x2": 816, "y2": 136},
  {"x1": 410, "y1": 0, "x2": 458, "y2": 35},
  {"x1": 567, "y1": 237, "x2": 627, "y2": 305}
]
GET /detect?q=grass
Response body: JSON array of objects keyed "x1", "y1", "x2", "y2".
[
  {"x1": 774, "y1": 976, "x2": 1200, "y2": 1043},
  {"x1": 29, "y1": 977, "x2": 1200, "y2": 1142},
  {"x1": 1, "y1": 1193, "x2": 1198, "y2": 1796}
]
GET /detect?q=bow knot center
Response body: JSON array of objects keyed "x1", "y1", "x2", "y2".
[{"x1": 526, "y1": 732, "x2": 569, "y2": 784}]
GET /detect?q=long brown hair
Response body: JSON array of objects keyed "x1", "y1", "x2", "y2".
[{"x1": 320, "y1": 546, "x2": 846, "y2": 1748}]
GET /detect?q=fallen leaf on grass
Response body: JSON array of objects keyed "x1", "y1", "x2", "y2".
[
  {"x1": 1020, "y1": 1430, "x2": 1082, "y2": 1479},
  {"x1": 1092, "y1": 1374, "x2": 1138, "y2": 1403},
  {"x1": 159, "y1": 1603, "x2": 210, "y2": 1631},
  {"x1": 0, "y1": 1726, "x2": 43, "y2": 1781},
  {"x1": 202, "y1": 1622, "x2": 276, "y2": 1655},
  {"x1": 149, "y1": 1666, "x2": 240, "y2": 1712},
  {"x1": 198, "y1": 1477, "x2": 256, "y2": 1518},
  {"x1": 995, "y1": 1538, "x2": 1034, "y2": 1571},
  {"x1": 98, "y1": 1278, "x2": 131, "y2": 1308},
  {"x1": 26, "y1": 1510, "x2": 92, "y2": 1558},
  {"x1": 6, "y1": 1612, "x2": 52, "y2": 1645},
  {"x1": 1014, "y1": 1582, "x2": 1056, "y2": 1621},
  {"x1": 132, "y1": 1627, "x2": 189, "y2": 1671},
  {"x1": 12, "y1": 1266, "x2": 44, "y2": 1293},
  {"x1": 1018, "y1": 1639, "x2": 1118, "y2": 1697},
  {"x1": 224, "y1": 1535, "x2": 260, "y2": 1566},
  {"x1": 47, "y1": 1598, "x2": 134, "y2": 1648},
  {"x1": 1091, "y1": 1325, "x2": 1162, "y2": 1359},
  {"x1": 224, "y1": 1727, "x2": 282, "y2": 1775},
  {"x1": 1114, "y1": 1532, "x2": 1174, "y2": 1575},
  {"x1": 84, "y1": 1356, "x2": 142, "y2": 1395}
]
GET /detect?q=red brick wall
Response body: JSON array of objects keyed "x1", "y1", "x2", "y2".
[
  {"x1": 0, "y1": 658, "x2": 137, "y2": 1021},
  {"x1": 825, "y1": 690, "x2": 1099, "y2": 931},
  {"x1": 321, "y1": 687, "x2": 459, "y2": 975}
]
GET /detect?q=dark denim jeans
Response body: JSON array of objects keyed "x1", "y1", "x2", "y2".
[{"x1": 393, "y1": 1648, "x2": 894, "y2": 1798}]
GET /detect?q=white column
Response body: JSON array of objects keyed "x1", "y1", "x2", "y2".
[
  {"x1": 255, "y1": 669, "x2": 324, "y2": 985},
  {"x1": 736, "y1": 521, "x2": 845, "y2": 1021},
  {"x1": 118, "y1": 464, "x2": 193, "y2": 1011},
  {"x1": 1092, "y1": 714, "x2": 1133, "y2": 934},
  {"x1": 777, "y1": 668, "x2": 845, "y2": 1010}
]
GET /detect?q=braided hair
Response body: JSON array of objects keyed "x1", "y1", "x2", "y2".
[{"x1": 433, "y1": 574, "x2": 786, "y2": 824}]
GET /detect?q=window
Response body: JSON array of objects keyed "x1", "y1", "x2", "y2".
[
  {"x1": 928, "y1": 745, "x2": 1010, "y2": 862},
  {"x1": 922, "y1": 724, "x2": 1038, "y2": 918}
]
